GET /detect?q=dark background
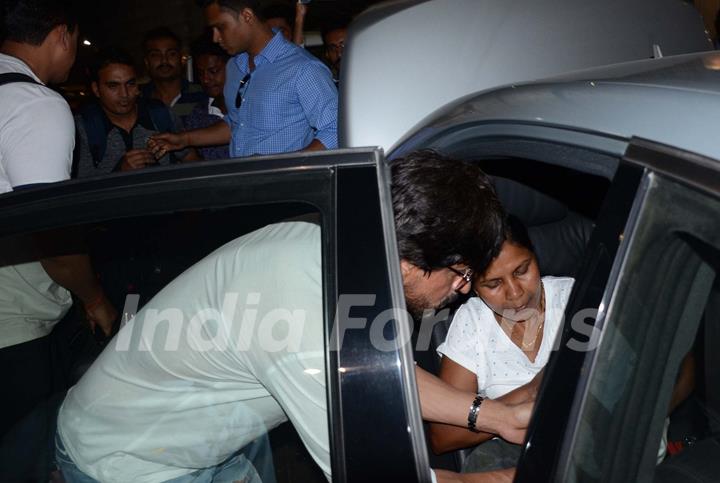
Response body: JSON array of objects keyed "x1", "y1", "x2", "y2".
[
  {"x1": 73, "y1": 0, "x2": 379, "y2": 61},
  {"x1": 66, "y1": 0, "x2": 381, "y2": 94}
]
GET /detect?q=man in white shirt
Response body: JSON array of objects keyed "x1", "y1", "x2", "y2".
[
  {"x1": 56, "y1": 151, "x2": 530, "y2": 483},
  {"x1": 0, "y1": 0, "x2": 115, "y2": 440}
]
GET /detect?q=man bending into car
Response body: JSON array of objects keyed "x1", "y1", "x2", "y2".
[{"x1": 55, "y1": 150, "x2": 530, "y2": 483}]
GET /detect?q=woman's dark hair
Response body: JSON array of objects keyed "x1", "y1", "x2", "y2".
[
  {"x1": 391, "y1": 149, "x2": 505, "y2": 275},
  {"x1": 2, "y1": 0, "x2": 78, "y2": 46},
  {"x1": 501, "y1": 214, "x2": 535, "y2": 254}
]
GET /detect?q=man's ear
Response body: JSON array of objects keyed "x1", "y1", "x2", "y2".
[
  {"x1": 56, "y1": 24, "x2": 73, "y2": 51},
  {"x1": 400, "y1": 259, "x2": 414, "y2": 278},
  {"x1": 91, "y1": 81, "x2": 100, "y2": 98},
  {"x1": 240, "y1": 7, "x2": 255, "y2": 24}
]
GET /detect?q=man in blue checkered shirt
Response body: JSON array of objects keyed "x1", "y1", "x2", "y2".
[{"x1": 149, "y1": 0, "x2": 338, "y2": 159}]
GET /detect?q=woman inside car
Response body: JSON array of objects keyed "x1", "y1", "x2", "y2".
[{"x1": 430, "y1": 215, "x2": 574, "y2": 473}]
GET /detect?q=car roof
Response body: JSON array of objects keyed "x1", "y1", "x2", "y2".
[
  {"x1": 339, "y1": 0, "x2": 711, "y2": 153},
  {"x1": 392, "y1": 52, "x2": 720, "y2": 164}
]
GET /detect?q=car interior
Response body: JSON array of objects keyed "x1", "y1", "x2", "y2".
[
  {"x1": 654, "y1": 279, "x2": 720, "y2": 482},
  {"x1": 565, "y1": 178, "x2": 720, "y2": 483}
]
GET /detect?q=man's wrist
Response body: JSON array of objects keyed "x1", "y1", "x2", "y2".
[
  {"x1": 182, "y1": 131, "x2": 192, "y2": 148},
  {"x1": 78, "y1": 284, "x2": 106, "y2": 308},
  {"x1": 473, "y1": 398, "x2": 504, "y2": 434}
]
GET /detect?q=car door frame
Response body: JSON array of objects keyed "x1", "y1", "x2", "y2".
[
  {"x1": 0, "y1": 148, "x2": 429, "y2": 482},
  {"x1": 517, "y1": 138, "x2": 720, "y2": 482}
]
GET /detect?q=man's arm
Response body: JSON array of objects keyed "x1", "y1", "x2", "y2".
[
  {"x1": 293, "y1": 2, "x2": 308, "y2": 46},
  {"x1": 416, "y1": 366, "x2": 531, "y2": 445},
  {"x1": 500, "y1": 370, "x2": 543, "y2": 405},
  {"x1": 147, "y1": 122, "x2": 231, "y2": 159},
  {"x1": 429, "y1": 358, "x2": 494, "y2": 453},
  {"x1": 296, "y1": 62, "x2": 338, "y2": 151},
  {"x1": 40, "y1": 255, "x2": 116, "y2": 336},
  {"x1": 4, "y1": 96, "x2": 73, "y2": 185}
]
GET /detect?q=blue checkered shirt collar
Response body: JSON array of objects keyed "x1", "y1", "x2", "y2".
[{"x1": 235, "y1": 30, "x2": 290, "y2": 73}]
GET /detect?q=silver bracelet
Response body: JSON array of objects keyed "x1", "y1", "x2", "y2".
[{"x1": 467, "y1": 394, "x2": 483, "y2": 433}]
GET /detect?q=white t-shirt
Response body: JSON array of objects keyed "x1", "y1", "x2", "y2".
[
  {"x1": 438, "y1": 276, "x2": 574, "y2": 399},
  {"x1": 0, "y1": 53, "x2": 74, "y2": 348},
  {"x1": 57, "y1": 221, "x2": 329, "y2": 483},
  {"x1": 0, "y1": 53, "x2": 74, "y2": 193}
]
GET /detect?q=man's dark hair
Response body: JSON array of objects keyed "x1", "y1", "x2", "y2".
[
  {"x1": 90, "y1": 46, "x2": 136, "y2": 82},
  {"x1": 191, "y1": 30, "x2": 230, "y2": 61},
  {"x1": 391, "y1": 150, "x2": 505, "y2": 275},
  {"x1": 261, "y1": 3, "x2": 293, "y2": 28},
  {"x1": 321, "y1": 16, "x2": 351, "y2": 44},
  {"x1": 195, "y1": 0, "x2": 264, "y2": 20},
  {"x1": 142, "y1": 26, "x2": 181, "y2": 54},
  {"x1": 1, "y1": 0, "x2": 78, "y2": 46}
]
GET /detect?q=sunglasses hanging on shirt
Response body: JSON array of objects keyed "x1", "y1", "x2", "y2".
[{"x1": 235, "y1": 73, "x2": 252, "y2": 109}]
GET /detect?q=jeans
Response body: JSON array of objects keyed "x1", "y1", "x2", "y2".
[{"x1": 56, "y1": 432, "x2": 270, "y2": 483}]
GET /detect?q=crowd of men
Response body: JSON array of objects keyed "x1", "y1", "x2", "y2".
[
  {"x1": 68, "y1": 2, "x2": 349, "y2": 177},
  {"x1": 1, "y1": 1, "x2": 530, "y2": 483}
]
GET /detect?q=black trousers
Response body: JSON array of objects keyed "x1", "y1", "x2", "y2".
[
  {"x1": 0, "y1": 335, "x2": 57, "y2": 438},
  {"x1": 0, "y1": 331, "x2": 75, "y2": 482}
]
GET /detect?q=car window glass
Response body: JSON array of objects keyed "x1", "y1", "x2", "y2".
[
  {"x1": 0, "y1": 204, "x2": 329, "y2": 483},
  {"x1": 566, "y1": 173, "x2": 720, "y2": 483}
]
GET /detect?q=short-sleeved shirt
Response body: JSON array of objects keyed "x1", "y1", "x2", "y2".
[
  {"x1": 0, "y1": 53, "x2": 73, "y2": 347},
  {"x1": 57, "y1": 221, "x2": 329, "y2": 482},
  {"x1": 73, "y1": 100, "x2": 188, "y2": 178},
  {"x1": 438, "y1": 276, "x2": 574, "y2": 399},
  {"x1": 224, "y1": 31, "x2": 338, "y2": 157},
  {"x1": 0, "y1": 53, "x2": 74, "y2": 193},
  {"x1": 184, "y1": 98, "x2": 230, "y2": 161}
]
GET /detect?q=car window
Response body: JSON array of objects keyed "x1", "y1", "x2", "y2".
[
  {"x1": 566, "y1": 172, "x2": 720, "y2": 482},
  {"x1": 0, "y1": 203, "x2": 330, "y2": 483}
]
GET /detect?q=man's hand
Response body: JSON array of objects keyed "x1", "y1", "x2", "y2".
[
  {"x1": 83, "y1": 293, "x2": 116, "y2": 337},
  {"x1": 147, "y1": 132, "x2": 189, "y2": 159},
  {"x1": 475, "y1": 399, "x2": 533, "y2": 444},
  {"x1": 119, "y1": 149, "x2": 157, "y2": 171},
  {"x1": 40, "y1": 254, "x2": 117, "y2": 338},
  {"x1": 435, "y1": 468, "x2": 515, "y2": 483}
]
